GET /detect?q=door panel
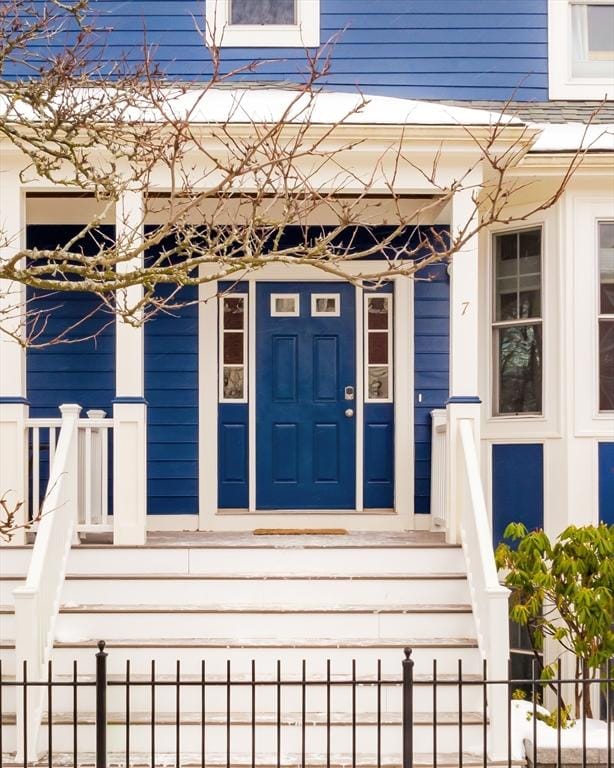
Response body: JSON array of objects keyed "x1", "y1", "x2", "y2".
[{"x1": 256, "y1": 283, "x2": 356, "y2": 510}]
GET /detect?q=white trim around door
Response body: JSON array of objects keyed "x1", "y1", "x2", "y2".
[{"x1": 198, "y1": 264, "x2": 415, "y2": 531}]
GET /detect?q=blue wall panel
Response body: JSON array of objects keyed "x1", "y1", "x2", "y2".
[
  {"x1": 492, "y1": 443, "x2": 544, "y2": 544},
  {"x1": 26, "y1": 225, "x2": 116, "y2": 418},
  {"x1": 599, "y1": 442, "x2": 614, "y2": 525},
  {"x1": 16, "y1": 0, "x2": 549, "y2": 100},
  {"x1": 144, "y1": 234, "x2": 199, "y2": 515},
  {"x1": 414, "y1": 264, "x2": 449, "y2": 515}
]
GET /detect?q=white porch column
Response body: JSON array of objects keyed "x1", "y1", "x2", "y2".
[
  {"x1": 0, "y1": 162, "x2": 28, "y2": 545},
  {"x1": 446, "y1": 177, "x2": 482, "y2": 545},
  {"x1": 112, "y1": 189, "x2": 147, "y2": 545}
]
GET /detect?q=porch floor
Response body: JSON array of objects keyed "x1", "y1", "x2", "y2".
[{"x1": 78, "y1": 530, "x2": 450, "y2": 548}]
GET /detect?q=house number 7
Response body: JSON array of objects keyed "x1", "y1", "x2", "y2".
[{"x1": 461, "y1": 301, "x2": 470, "y2": 315}]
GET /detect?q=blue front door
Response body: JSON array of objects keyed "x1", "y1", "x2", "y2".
[{"x1": 256, "y1": 283, "x2": 356, "y2": 510}]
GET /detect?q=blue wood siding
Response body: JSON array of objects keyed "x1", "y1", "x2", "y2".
[
  {"x1": 599, "y1": 442, "x2": 614, "y2": 525},
  {"x1": 414, "y1": 263, "x2": 449, "y2": 515},
  {"x1": 20, "y1": 1, "x2": 548, "y2": 100},
  {"x1": 492, "y1": 443, "x2": 544, "y2": 543},
  {"x1": 144, "y1": 235, "x2": 199, "y2": 515},
  {"x1": 26, "y1": 226, "x2": 116, "y2": 419}
]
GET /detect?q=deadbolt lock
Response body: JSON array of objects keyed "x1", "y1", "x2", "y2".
[{"x1": 344, "y1": 385, "x2": 355, "y2": 401}]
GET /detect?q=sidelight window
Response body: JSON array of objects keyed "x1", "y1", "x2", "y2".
[
  {"x1": 219, "y1": 294, "x2": 248, "y2": 402},
  {"x1": 364, "y1": 294, "x2": 393, "y2": 402}
]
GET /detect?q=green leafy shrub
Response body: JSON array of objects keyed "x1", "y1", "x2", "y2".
[{"x1": 495, "y1": 523, "x2": 614, "y2": 718}]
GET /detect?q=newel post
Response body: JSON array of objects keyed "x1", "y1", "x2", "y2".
[{"x1": 112, "y1": 189, "x2": 147, "y2": 545}]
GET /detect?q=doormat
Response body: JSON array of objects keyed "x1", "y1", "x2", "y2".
[{"x1": 253, "y1": 528, "x2": 348, "y2": 535}]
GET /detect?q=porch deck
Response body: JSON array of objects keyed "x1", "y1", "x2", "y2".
[{"x1": 77, "y1": 530, "x2": 450, "y2": 548}]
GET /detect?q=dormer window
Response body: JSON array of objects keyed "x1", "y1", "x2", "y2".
[
  {"x1": 206, "y1": 0, "x2": 320, "y2": 48},
  {"x1": 549, "y1": 0, "x2": 614, "y2": 98},
  {"x1": 230, "y1": 0, "x2": 295, "y2": 25}
]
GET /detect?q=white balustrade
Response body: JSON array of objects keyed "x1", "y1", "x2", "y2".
[
  {"x1": 14, "y1": 404, "x2": 81, "y2": 759},
  {"x1": 457, "y1": 418, "x2": 510, "y2": 759},
  {"x1": 430, "y1": 409, "x2": 510, "y2": 759},
  {"x1": 27, "y1": 411, "x2": 113, "y2": 533},
  {"x1": 15, "y1": 405, "x2": 114, "y2": 758}
]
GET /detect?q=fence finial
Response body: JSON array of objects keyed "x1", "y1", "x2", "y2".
[
  {"x1": 404, "y1": 647, "x2": 413, "y2": 661},
  {"x1": 97, "y1": 639, "x2": 106, "y2": 654}
]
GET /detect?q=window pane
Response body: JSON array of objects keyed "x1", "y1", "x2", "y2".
[
  {"x1": 223, "y1": 297, "x2": 244, "y2": 330},
  {"x1": 599, "y1": 320, "x2": 614, "y2": 411},
  {"x1": 368, "y1": 367, "x2": 389, "y2": 399},
  {"x1": 231, "y1": 0, "x2": 295, "y2": 25},
  {"x1": 497, "y1": 323, "x2": 543, "y2": 414},
  {"x1": 368, "y1": 333, "x2": 388, "y2": 365},
  {"x1": 223, "y1": 367, "x2": 244, "y2": 399},
  {"x1": 223, "y1": 332, "x2": 244, "y2": 364},
  {"x1": 367, "y1": 297, "x2": 389, "y2": 329},
  {"x1": 600, "y1": 221, "x2": 614, "y2": 314},
  {"x1": 313, "y1": 295, "x2": 339, "y2": 315},
  {"x1": 495, "y1": 229, "x2": 541, "y2": 322},
  {"x1": 587, "y1": 4, "x2": 614, "y2": 56}
]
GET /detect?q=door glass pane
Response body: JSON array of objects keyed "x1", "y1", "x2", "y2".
[
  {"x1": 367, "y1": 297, "x2": 389, "y2": 329},
  {"x1": 497, "y1": 323, "x2": 543, "y2": 414},
  {"x1": 599, "y1": 320, "x2": 614, "y2": 411},
  {"x1": 223, "y1": 297, "x2": 245, "y2": 330},
  {"x1": 223, "y1": 367, "x2": 244, "y2": 399},
  {"x1": 368, "y1": 333, "x2": 388, "y2": 365},
  {"x1": 600, "y1": 221, "x2": 614, "y2": 314},
  {"x1": 231, "y1": 0, "x2": 296, "y2": 25},
  {"x1": 223, "y1": 332, "x2": 244, "y2": 364},
  {"x1": 368, "y1": 367, "x2": 389, "y2": 400}
]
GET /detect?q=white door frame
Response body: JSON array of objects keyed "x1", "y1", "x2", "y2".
[{"x1": 198, "y1": 264, "x2": 415, "y2": 531}]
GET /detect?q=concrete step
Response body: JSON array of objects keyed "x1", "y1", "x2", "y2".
[
  {"x1": 0, "y1": 710, "x2": 486, "y2": 754},
  {"x1": 0, "y1": 752, "x2": 523, "y2": 768},
  {"x1": 0, "y1": 670, "x2": 485, "y2": 714},
  {"x1": 0, "y1": 638, "x2": 482, "y2": 677},
  {"x1": 0, "y1": 573, "x2": 471, "y2": 607},
  {"x1": 0, "y1": 543, "x2": 464, "y2": 578}
]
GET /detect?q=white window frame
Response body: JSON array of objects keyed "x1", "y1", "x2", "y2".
[
  {"x1": 311, "y1": 293, "x2": 340, "y2": 317},
  {"x1": 491, "y1": 226, "x2": 544, "y2": 418},
  {"x1": 549, "y1": 0, "x2": 614, "y2": 99},
  {"x1": 206, "y1": 0, "x2": 320, "y2": 48},
  {"x1": 598, "y1": 219, "x2": 614, "y2": 412},
  {"x1": 364, "y1": 293, "x2": 394, "y2": 404},
  {"x1": 219, "y1": 292, "x2": 248, "y2": 403},
  {"x1": 270, "y1": 293, "x2": 300, "y2": 317}
]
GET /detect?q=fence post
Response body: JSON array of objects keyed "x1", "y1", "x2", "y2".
[
  {"x1": 402, "y1": 648, "x2": 414, "y2": 768},
  {"x1": 96, "y1": 641, "x2": 108, "y2": 768}
]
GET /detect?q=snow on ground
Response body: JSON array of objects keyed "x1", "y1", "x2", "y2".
[{"x1": 501, "y1": 701, "x2": 614, "y2": 760}]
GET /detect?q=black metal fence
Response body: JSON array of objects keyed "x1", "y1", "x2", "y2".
[{"x1": 0, "y1": 643, "x2": 612, "y2": 768}]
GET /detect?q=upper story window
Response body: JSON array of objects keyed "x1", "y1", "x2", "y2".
[
  {"x1": 599, "y1": 221, "x2": 614, "y2": 411},
  {"x1": 206, "y1": 0, "x2": 320, "y2": 48},
  {"x1": 549, "y1": 0, "x2": 614, "y2": 99},
  {"x1": 492, "y1": 228, "x2": 543, "y2": 416}
]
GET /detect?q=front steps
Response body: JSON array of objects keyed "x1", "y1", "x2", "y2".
[{"x1": 0, "y1": 532, "x2": 494, "y2": 765}]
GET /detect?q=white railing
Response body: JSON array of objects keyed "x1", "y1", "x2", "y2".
[
  {"x1": 14, "y1": 404, "x2": 81, "y2": 759},
  {"x1": 27, "y1": 409, "x2": 113, "y2": 533},
  {"x1": 457, "y1": 417, "x2": 510, "y2": 759},
  {"x1": 429, "y1": 409, "x2": 448, "y2": 530},
  {"x1": 14, "y1": 404, "x2": 114, "y2": 758}
]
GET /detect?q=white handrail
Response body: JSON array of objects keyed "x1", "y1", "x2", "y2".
[
  {"x1": 13, "y1": 404, "x2": 81, "y2": 760},
  {"x1": 457, "y1": 418, "x2": 510, "y2": 759}
]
